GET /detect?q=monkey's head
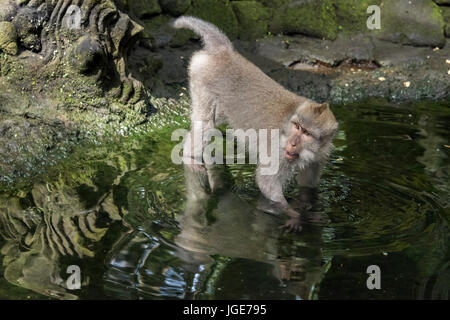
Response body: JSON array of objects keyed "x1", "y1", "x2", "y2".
[{"x1": 284, "y1": 101, "x2": 338, "y2": 164}]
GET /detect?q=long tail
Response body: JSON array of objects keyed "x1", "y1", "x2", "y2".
[{"x1": 172, "y1": 16, "x2": 233, "y2": 52}]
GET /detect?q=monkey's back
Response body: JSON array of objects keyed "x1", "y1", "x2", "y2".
[{"x1": 188, "y1": 49, "x2": 305, "y2": 131}]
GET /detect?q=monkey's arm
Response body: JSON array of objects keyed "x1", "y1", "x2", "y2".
[
  {"x1": 256, "y1": 166, "x2": 301, "y2": 220},
  {"x1": 296, "y1": 162, "x2": 321, "y2": 188}
]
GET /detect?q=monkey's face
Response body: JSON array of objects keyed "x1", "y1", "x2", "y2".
[
  {"x1": 285, "y1": 102, "x2": 338, "y2": 163},
  {"x1": 285, "y1": 121, "x2": 318, "y2": 161}
]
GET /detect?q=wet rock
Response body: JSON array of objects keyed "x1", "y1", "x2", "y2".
[
  {"x1": 159, "y1": 0, "x2": 191, "y2": 16},
  {"x1": 433, "y1": 0, "x2": 450, "y2": 4},
  {"x1": 186, "y1": 0, "x2": 238, "y2": 40},
  {"x1": 442, "y1": 6, "x2": 450, "y2": 37},
  {"x1": 372, "y1": 39, "x2": 430, "y2": 67},
  {"x1": 232, "y1": 1, "x2": 270, "y2": 40},
  {"x1": 376, "y1": 0, "x2": 445, "y2": 47},
  {"x1": 0, "y1": 21, "x2": 18, "y2": 55},
  {"x1": 271, "y1": 0, "x2": 338, "y2": 40},
  {"x1": 255, "y1": 34, "x2": 373, "y2": 67}
]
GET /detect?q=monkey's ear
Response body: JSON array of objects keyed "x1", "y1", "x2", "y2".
[{"x1": 315, "y1": 102, "x2": 329, "y2": 115}]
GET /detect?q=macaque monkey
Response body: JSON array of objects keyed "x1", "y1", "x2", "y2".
[{"x1": 173, "y1": 16, "x2": 338, "y2": 231}]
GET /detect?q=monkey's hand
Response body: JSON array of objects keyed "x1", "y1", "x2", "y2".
[
  {"x1": 282, "y1": 216, "x2": 303, "y2": 233},
  {"x1": 280, "y1": 207, "x2": 303, "y2": 233}
]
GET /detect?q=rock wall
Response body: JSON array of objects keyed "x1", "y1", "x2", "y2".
[{"x1": 118, "y1": 0, "x2": 449, "y2": 47}]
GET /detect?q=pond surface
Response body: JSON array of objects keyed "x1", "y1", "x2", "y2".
[{"x1": 0, "y1": 100, "x2": 448, "y2": 299}]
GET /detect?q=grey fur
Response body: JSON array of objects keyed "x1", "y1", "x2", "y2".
[{"x1": 174, "y1": 16, "x2": 338, "y2": 227}]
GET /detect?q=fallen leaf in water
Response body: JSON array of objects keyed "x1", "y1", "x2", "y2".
[
  {"x1": 433, "y1": 47, "x2": 439, "y2": 51},
  {"x1": 378, "y1": 77, "x2": 386, "y2": 81},
  {"x1": 403, "y1": 81, "x2": 411, "y2": 87},
  {"x1": 444, "y1": 145, "x2": 450, "y2": 148},
  {"x1": 446, "y1": 59, "x2": 450, "y2": 64}
]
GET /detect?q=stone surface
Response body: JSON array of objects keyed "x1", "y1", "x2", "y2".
[
  {"x1": 442, "y1": 6, "x2": 450, "y2": 37},
  {"x1": 376, "y1": 0, "x2": 445, "y2": 47},
  {"x1": 159, "y1": 0, "x2": 191, "y2": 16},
  {"x1": 123, "y1": 0, "x2": 161, "y2": 19},
  {"x1": 0, "y1": 21, "x2": 18, "y2": 55},
  {"x1": 334, "y1": 0, "x2": 381, "y2": 33},
  {"x1": 271, "y1": 0, "x2": 338, "y2": 40},
  {"x1": 143, "y1": 14, "x2": 194, "y2": 48},
  {"x1": 0, "y1": 0, "x2": 16, "y2": 21},
  {"x1": 232, "y1": 1, "x2": 270, "y2": 40},
  {"x1": 11, "y1": 6, "x2": 45, "y2": 51}
]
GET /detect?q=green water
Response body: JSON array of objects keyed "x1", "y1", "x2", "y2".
[{"x1": 0, "y1": 100, "x2": 448, "y2": 299}]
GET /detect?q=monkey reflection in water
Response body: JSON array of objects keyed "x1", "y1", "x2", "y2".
[
  {"x1": 173, "y1": 17, "x2": 338, "y2": 231},
  {"x1": 175, "y1": 165, "x2": 329, "y2": 299}
]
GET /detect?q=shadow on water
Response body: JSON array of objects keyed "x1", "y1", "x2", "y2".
[{"x1": 0, "y1": 100, "x2": 448, "y2": 299}]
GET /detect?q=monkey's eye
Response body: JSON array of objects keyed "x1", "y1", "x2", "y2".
[
  {"x1": 304, "y1": 130, "x2": 311, "y2": 136},
  {"x1": 293, "y1": 122, "x2": 300, "y2": 130}
]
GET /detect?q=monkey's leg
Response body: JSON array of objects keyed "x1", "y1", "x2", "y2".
[
  {"x1": 256, "y1": 165, "x2": 304, "y2": 232},
  {"x1": 296, "y1": 162, "x2": 321, "y2": 189},
  {"x1": 182, "y1": 98, "x2": 216, "y2": 168}
]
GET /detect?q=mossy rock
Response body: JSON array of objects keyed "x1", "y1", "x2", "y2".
[
  {"x1": 271, "y1": 0, "x2": 337, "y2": 40},
  {"x1": 254, "y1": 0, "x2": 290, "y2": 8},
  {"x1": 121, "y1": 0, "x2": 161, "y2": 19},
  {"x1": 186, "y1": 0, "x2": 238, "y2": 40},
  {"x1": 334, "y1": 0, "x2": 382, "y2": 34},
  {"x1": 376, "y1": 0, "x2": 445, "y2": 47},
  {"x1": 159, "y1": 0, "x2": 192, "y2": 16},
  {"x1": 232, "y1": 1, "x2": 270, "y2": 40},
  {"x1": 0, "y1": 21, "x2": 18, "y2": 55},
  {"x1": 442, "y1": 6, "x2": 450, "y2": 37}
]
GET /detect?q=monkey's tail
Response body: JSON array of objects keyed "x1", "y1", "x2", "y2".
[{"x1": 172, "y1": 16, "x2": 233, "y2": 52}]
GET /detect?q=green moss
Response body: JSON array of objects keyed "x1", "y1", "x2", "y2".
[
  {"x1": 254, "y1": 0, "x2": 289, "y2": 8},
  {"x1": 334, "y1": 0, "x2": 382, "y2": 34},
  {"x1": 232, "y1": 1, "x2": 270, "y2": 40},
  {"x1": 271, "y1": 0, "x2": 337, "y2": 40},
  {"x1": 186, "y1": 0, "x2": 238, "y2": 40}
]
